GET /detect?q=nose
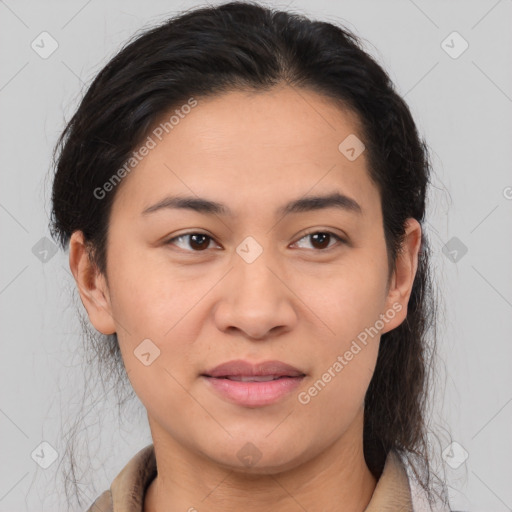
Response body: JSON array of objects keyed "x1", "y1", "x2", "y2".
[{"x1": 213, "y1": 248, "x2": 298, "y2": 340}]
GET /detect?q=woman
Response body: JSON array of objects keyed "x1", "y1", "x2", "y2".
[{"x1": 50, "y1": 1, "x2": 451, "y2": 510}]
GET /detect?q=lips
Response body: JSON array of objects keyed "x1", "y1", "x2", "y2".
[
  {"x1": 220, "y1": 375, "x2": 285, "y2": 382},
  {"x1": 202, "y1": 359, "x2": 306, "y2": 379},
  {"x1": 201, "y1": 359, "x2": 306, "y2": 407}
]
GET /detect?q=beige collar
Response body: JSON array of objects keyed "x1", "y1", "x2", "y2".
[{"x1": 87, "y1": 444, "x2": 413, "y2": 511}]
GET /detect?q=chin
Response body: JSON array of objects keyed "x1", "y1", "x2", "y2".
[{"x1": 204, "y1": 440, "x2": 310, "y2": 475}]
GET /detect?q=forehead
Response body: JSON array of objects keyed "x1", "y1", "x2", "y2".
[{"x1": 111, "y1": 86, "x2": 381, "y2": 221}]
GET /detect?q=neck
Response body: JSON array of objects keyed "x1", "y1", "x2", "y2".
[{"x1": 144, "y1": 413, "x2": 377, "y2": 512}]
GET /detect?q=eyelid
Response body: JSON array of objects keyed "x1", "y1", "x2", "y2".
[
  {"x1": 164, "y1": 229, "x2": 347, "y2": 252},
  {"x1": 291, "y1": 229, "x2": 347, "y2": 250},
  {"x1": 165, "y1": 231, "x2": 221, "y2": 251}
]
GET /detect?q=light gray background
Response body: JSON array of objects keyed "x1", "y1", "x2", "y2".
[{"x1": 1, "y1": 0, "x2": 511, "y2": 511}]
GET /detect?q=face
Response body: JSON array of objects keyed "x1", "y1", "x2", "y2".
[{"x1": 71, "y1": 85, "x2": 420, "y2": 474}]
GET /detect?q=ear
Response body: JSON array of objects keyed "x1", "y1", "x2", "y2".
[
  {"x1": 381, "y1": 218, "x2": 422, "y2": 334},
  {"x1": 68, "y1": 231, "x2": 116, "y2": 335}
]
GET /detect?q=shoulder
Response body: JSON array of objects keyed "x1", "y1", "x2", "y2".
[
  {"x1": 84, "y1": 444, "x2": 156, "y2": 512},
  {"x1": 396, "y1": 451, "x2": 453, "y2": 512},
  {"x1": 85, "y1": 490, "x2": 113, "y2": 512}
]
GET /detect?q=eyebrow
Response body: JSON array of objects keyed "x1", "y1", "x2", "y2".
[{"x1": 141, "y1": 191, "x2": 363, "y2": 217}]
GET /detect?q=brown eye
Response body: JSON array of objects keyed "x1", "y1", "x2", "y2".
[
  {"x1": 166, "y1": 233, "x2": 216, "y2": 251},
  {"x1": 294, "y1": 231, "x2": 346, "y2": 251}
]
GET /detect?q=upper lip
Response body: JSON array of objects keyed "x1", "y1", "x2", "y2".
[{"x1": 202, "y1": 359, "x2": 305, "y2": 378}]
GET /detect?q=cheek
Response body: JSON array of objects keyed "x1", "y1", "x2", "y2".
[
  {"x1": 106, "y1": 253, "x2": 202, "y2": 417},
  {"x1": 297, "y1": 268, "x2": 385, "y2": 419},
  {"x1": 296, "y1": 251, "x2": 389, "y2": 341},
  {"x1": 107, "y1": 247, "x2": 197, "y2": 335},
  {"x1": 295, "y1": 251, "x2": 387, "y2": 401},
  {"x1": 299, "y1": 344, "x2": 378, "y2": 441}
]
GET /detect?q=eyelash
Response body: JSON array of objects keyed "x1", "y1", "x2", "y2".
[{"x1": 164, "y1": 230, "x2": 347, "y2": 253}]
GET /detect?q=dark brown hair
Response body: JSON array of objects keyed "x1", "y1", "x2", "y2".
[{"x1": 49, "y1": 1, "x2": 448, "y2": 508}]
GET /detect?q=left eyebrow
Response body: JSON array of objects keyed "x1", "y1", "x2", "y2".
[
  {"x1": 141, "y1": 191, "x2": 363, "y2": 217},
  {"x1": 276, "y1": 192, "x2": 362, "y2": 217}
]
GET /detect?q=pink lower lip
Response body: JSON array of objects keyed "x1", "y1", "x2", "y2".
[{"x1": 202, "y1": 376, "x2": 305, "y2": 407}]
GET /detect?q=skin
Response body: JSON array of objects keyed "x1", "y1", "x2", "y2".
[{"x1": 69, "y1": 84, "x2": 421, "y2": 512}]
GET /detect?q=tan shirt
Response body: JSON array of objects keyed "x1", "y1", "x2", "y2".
[{"x1": 85, "y1": 444, "x2": 425, "y2": 511}]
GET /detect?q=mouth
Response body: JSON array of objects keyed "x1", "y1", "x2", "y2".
[
  {"x1": 210, "y1": 375, "x2": 300, "y2": 382},
  {"x1": 202, "y1": 359, "x2": 306, "y2": 379},
  {"x1": 201, "y1": 360, "x2": 306, "y2": 407}
]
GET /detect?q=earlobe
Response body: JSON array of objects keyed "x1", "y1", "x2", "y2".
[
  {"x1": 69, "y1": 231, "x2": 117, "y2": 335},
  {"x1": 381, "y1": 218, "x2": 422, "y2": 334}
]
